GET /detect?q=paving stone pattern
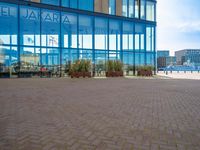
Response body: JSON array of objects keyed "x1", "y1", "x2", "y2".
[{"x1": 0, "y1": 78, "x2": 200, "y2": 150}]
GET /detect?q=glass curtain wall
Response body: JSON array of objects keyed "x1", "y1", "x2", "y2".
[
  {"x1": 0, "y1": 3, "x2": 18, "y2": 75},
  {"x1": 122, "y1": 0, "x2": 128, "y2": 17},
  {"x1": 135, "y1": 24, "x2": 145, "y2": 66},
  {"x1": 146, "y1": 1, "x2": 155, "y2": 21},
  {"x1": 41, "y1": 9, "x2": 60, "y2": 74},
  {"x1": 25, "y1": 0, "x2": 156, "y2": 22},
  {"x1": 41, "y1": 0, "x2": 59, "y2": 6},
  {"x1": 78, "y1": 15, "x2": 93, "y2": 60},
  {"x1": 146, "y1": 25, "x2": 155, "y2": 66},
  {"x1": 109, "y1": 0, "x2": 116, "y2": 15},
  {"x1": 61, "y1": 0, "x2": 69, "y2": 7},
  {"x1": 140, "y1": 0, "x2": 145, "y2": 19},
  {"x1": 128, "y1": 0, "x2": 134, "y2": 18},
  {"x1": 20, "y1": 6, "x2": 41, "y2": 73},
  {"x1": 94, "y1": 17, "x2": 108, "y2": 76},
  {"x1": 79, "y1": 0, "x2": 94, "y2": 11},
  {"x1": 122, "y1": 21, "x2": 134, "y2": 75},
  {"x1": 61, "y1": 12, "x2": 78, "y2": 76},
  {"x1": 109, "y1": 20, "x2": 121, "y2": 60},
  {"x1": 0, "y1": 1, "x2": 156, "y2": 77},
  {"x1": 135, "y1": 0, "x2": 140, "y2": 18}
]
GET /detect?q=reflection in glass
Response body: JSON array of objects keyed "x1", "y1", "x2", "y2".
[
  {"x1": 95, "y1": 17, "x2": 108, "y2": 50},
  {"x1": 109, "y1": 20, "x2": 121, "y2": 51},
  {"x1": 122, "y1": 0, "x2": 128, "y2": 17},
  {"x1": 128, "y1": 0, "x2": 134, "y2": 18},
  {"x1": 78, "y1": 15, "x2": 93, "y2": 49},
  {"x1": 41, "y1": 9, "x2": 60, "y2": 47},
  {"x1": 109, "y1": 0, "x2": 116, "y2": 15},
  {"x1": 146, "y1": 1, "x2": 155, "y2": 21}
]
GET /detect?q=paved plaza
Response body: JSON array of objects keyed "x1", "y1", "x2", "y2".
[
  {"x1": 157, "y1": 71, "x2": 200, "y2": 80},
  {"x1": 0, "y1": 78, "x2": 200, "y2": 150}
]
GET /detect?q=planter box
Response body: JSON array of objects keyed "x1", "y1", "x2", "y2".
[
  {"x1": 137, "y1": 70, "x2": 152, "y2": 76},
  {"x1": 0, "y1": 72, "x2": 10, "y2": 78},
  {"x1": 18, "y1": 72, "x2": 32, "y2": 78},
  {"x1": 71, "y1": 72, "x2": 91, "y2": 78},
  {"x1": 106, "y1": 71, "x2": 123, "y2": 77}
]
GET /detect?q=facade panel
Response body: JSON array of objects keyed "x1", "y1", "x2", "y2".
[
  {"x1": 116, "y1": 0, "x2": 122, "y2": 16},
  {"x1": 102, "y1": 0, "x2": 109, "y2": 14}
]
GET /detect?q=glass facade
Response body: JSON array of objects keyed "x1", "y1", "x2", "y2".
[
  {"x1": 0, "y1": 0, "x2": 156, "y2": 77},
  {"x1": 109, "y1": 0, "x2": 116, "y2": 15}
]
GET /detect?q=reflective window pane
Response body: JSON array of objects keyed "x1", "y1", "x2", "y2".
[
  {"x1": 140, "y1": 0, "x2": 145, "y2": 19},
  {"x1": 0, "y1": 46, "x2": 18, "y2": 68},
  {"x1": 20, "y1": 6, "x2": 40, "y2": 46},
  {"x1": 109, "y1": 0, "x2": 116, "y2": 15},
  {"x1": 146, "y1": 26, "x2": 154, "y2": 51},
  {"x1": 0, "y1": 3, "x2": 18, "y2": 45},
  {"x1": 146, "y1": 1, "x2": 155, "y2": 21},
  {"x1": 79, "y1": 0, "x2": 94, "y2": 11},
  {"x1": 123, "y1": 21, "x2": 133, "y2": 51},
  {"x1": 135, "y1": 0, "x2": 139, "y2": 18},
  {"x1": 128, "y1": 0, "x2": 134, "y2": 18},
  {"x1": 122, "y1": 0, "x2": 128, "y2": 17},
  {"x1": 61, "y1": 0, "x2": 69, "y2": 7},
  {"x1": 41, "y1": 9, "x2": 60, "y2": 47},
  {"x1": 78, "y1": 15, "x2": 93, "y2": 49},
  {"x1": 95, "y1": 17, "x2": 108, "y2": 50},
  {"x1": 41, "y1": 0, "x2": 59, "y2": 6},
  {"x1": 109, "y1": 20, "x2": 121, "y2": 51},
  {"x1": 61, "y1": 12, "x2": 77, "y2": 48},
  {"x1": 20, "y1": 47, "x2": 41, "y2": 68},
  {"x1": 135, "y1": 24, "x2": 145, "y2": 52},
  {"x1": 70, "y1": 0, "x2": 78, "y2": 9}
]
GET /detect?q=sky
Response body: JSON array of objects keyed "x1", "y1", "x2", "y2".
[{"x1": 157, "y1": 0, "x2": 200, "y2": 56}]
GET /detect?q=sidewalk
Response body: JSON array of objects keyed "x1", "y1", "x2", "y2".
[{"x1": 157, "y1": 71, "x2": 200, "y2": 80}]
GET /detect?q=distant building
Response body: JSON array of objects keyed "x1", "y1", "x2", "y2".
[
  {"x1": 157, "y1": 50, "x2": 170, "y2": 58},
  {"x1": 157, "y1": 50, "x2": 175, "y2": 69},
  {"x1": 175, "y1": 49, "x2": 200, "y2": 66},
  {"x1": 157, "y1": 56, "x2": 176, "y2": 69}
]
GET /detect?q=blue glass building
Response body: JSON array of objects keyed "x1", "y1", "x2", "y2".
[{"x1": 0, "y1": 0, "x2": 156, "y2": 77}]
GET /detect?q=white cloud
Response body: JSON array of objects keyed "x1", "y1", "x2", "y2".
[
  {"x1": 156, "y1": 0, "x2": 200, "y2": 53},
  {"x1": 177, "y1": 21, "x2": 200, "y2": 33}
]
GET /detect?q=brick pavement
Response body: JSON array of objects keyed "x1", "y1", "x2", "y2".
[{"x1": 0, "y1": 78, "x2": 200, "y2": 150}]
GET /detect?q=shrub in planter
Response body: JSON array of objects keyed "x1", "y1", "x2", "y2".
[
  {"x1": 70, "y1": 60, "x2": 91, "y2": 78},
  {"x1": 106, "y1": 60, "x2": 123, "y2": 77},
  {"x1": 137, "y1": 66, "x2": 153, "y2": 76},
  {"x1": 106, "y1": 60, "x2": 114, "y2": 72},
  {"x1": 114, "y1": 60, "x2": 123, "y2": 77}
]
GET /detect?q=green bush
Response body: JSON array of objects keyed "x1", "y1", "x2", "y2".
[
  {"x1": 106, "y1": 60, "x2": 123, "y2": 72},
  {"x1": 114, "y1": 60, "x2": 123, "y2": 72},
  {"x1": 71, "y1": 60, "x2": 91, "y2": 73},
  {"x1": 136, "y1": 65, "x2": 154, "y2": 71},
  {"x1": 106, "y1": 60, "x2": 114, "y2": 72}
]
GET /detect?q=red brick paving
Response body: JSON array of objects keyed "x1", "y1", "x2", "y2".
[{"x1": 0, "y1": 78, "x2": 200, "y2": 150}]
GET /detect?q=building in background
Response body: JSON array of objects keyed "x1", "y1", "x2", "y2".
[
  {"x1": 175, "y1": 49, "x2": 200, "y2": 66},
  {"x1": 157, "y1": 56, "x2": 176, "y2": 69},
  {"x1": 157, "y1": 50, "x2": 169, "y2": 58},
  {"x1": 0, "y1": 0, "x2": 156, "y2": 77},
  {"x1": 157, "y1": 50, "x2": 176, "y2": 69}
]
